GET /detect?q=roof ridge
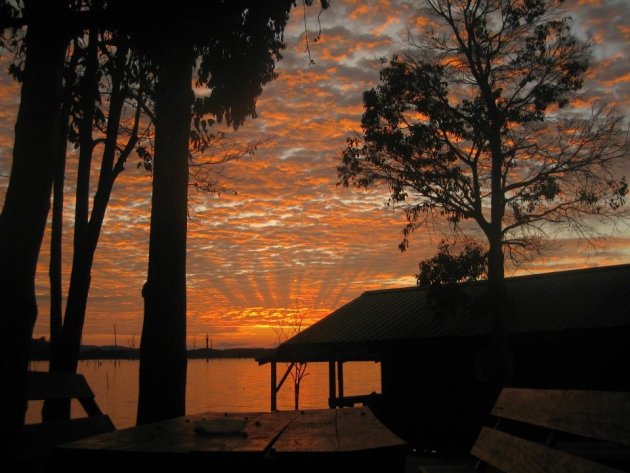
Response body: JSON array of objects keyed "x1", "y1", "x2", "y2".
[{"x1": 362, "y1": 263, "x2": 630, "y2": 296}]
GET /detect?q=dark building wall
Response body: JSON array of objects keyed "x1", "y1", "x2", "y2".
[
  {"x1": 512, "y1": 328, "x2": 630, "y2": 391},
  {"x1": 379, "y1": 328, "x2": 630, "y2": 454},
  {"x1": 380, "y1": 344, "x2": 496, "y2": 455}
]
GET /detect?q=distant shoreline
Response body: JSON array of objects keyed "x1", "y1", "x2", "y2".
[{"x1": 30, "y1": 338, "x2": 275, "y2": 361}]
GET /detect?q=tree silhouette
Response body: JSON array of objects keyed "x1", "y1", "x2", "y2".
[
  {"x1": 0, "y1": 0, "x2": 69, "y2": 465},
  {"x1": 43, "y1": 29, "x2": 150, "y2": 421},
  {"x1": 339, "y1": 0, "x2": 628, "y2": 383},
  {"x1": 0, "y1": 0, "x2": 316, "y2": 442},
  {"x1": 0, "y1": 0, "x2": 330, "y2": 435},
  {"x1": 49, "y1": 39, "x2": 80, "y2": 373},
  {"x1": 132, "y1": 0, "x2": 330, "y2": 424},
  {"x1": 274, "y1": 303, "x2": 310, "y2": 410},
  {"x1": 42, "y1": 22, "x2": 262, "y2": 422}
]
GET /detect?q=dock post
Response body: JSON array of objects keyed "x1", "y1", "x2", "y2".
[
  {"x1": 337, "y1": 361, "x2": 344, "y2": 402},
  {"x1": 328, "y1": 360, "x2": 336, "y2": 408},
  {"x1": 271, "y1": 361, "x2": 277, "y2": 411}
]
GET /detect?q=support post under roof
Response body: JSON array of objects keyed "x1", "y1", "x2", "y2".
[
  {"x1": 337, "y1": 361, "x2": 344, "y2": 400},
  {"x1": 270, "y1": 361, "x2": 277, "y2": 411},
  {"x1": 328, "y1": 360, "x2": 336, "y2": 408}
]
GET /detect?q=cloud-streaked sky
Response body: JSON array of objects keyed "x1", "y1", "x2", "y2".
[{"x1": 1, "y1": 0, "x2": 629, "y2": 348}]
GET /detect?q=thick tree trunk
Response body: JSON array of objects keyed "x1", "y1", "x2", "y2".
[
  {"x1": 0, "y1": 2, "x2": 67, "y2": 467},
  {"x1": 487, "y1": 118, "x2": 511, "y2": 386},
  {"x1": 486, "y1": 230, "x2": 511, "y2": 385},
  {"x1": 137, "y1": 36, "x2": 193, "y2": 425}
]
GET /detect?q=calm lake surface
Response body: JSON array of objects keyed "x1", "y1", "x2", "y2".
[{"x1": 27, "y1": 359, "x2": 381, "y2": 429}]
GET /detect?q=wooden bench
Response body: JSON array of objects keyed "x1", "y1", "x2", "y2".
[
  {"x1": 420, "y1": 388, "x2": 630, "y2": 472},
  {"x1": 22, "y1": 371, "x2": 115, "y2": 460}
]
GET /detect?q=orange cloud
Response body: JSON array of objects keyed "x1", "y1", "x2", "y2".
[{"x1": 2, "y1": 1, "x2": 629, "y2": 349}]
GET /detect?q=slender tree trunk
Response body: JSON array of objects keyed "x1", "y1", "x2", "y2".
[
  {"x1": 45, "y1": 38, "x2": 133, "y2": 422},
  {"x1": 48, "y1": 45, "x2": 78, "y2": 389},
  {"x1": 0, "y1": 2, "x2": 67, "y2": 467},
  {"x1": 137, "y1": 35, "x2": 193, "y2": 425},
  {"x1": 49, "y1": 97, "x2": 71, "y2": 352},
  {"x1": 43, "y1": 103, "x2": 69, "y2": 423},
  {"x1": 45, "y1": 29, "x2": 99, "y2": 421}
]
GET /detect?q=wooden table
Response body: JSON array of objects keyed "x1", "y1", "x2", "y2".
[{"x1": 56, "y1": 407, "x2": 406, "y2": 472}]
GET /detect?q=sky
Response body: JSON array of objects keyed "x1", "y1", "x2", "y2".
[{"x1": 1, "y1": 0, "x2": 629, "y2": 348}]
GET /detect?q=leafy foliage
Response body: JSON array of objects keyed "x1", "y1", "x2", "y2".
[
  {"x1": 107, "y1": 0, "x2": 328, "y2": 130},
  {"x1": 416, "y1": 241, "x2": 486, "y2": 287},
  {"x1": 416, "y1": 240, "x2": 486, "y2": 318}
]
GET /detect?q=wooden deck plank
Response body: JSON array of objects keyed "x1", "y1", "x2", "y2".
[
  {"x1": 272, "y1": 409, "x2": 338, "y2": 453},
  {"x1": 226, "y1": 410, "x2": 299, "y2": 453},
  {"x1": 472, "y1": 427, "x2": 625, "y2": 473},
  {"x1": 117, "y1": 415, "x2": 231, "y2": 453},
  {"x1": 336, "y1": 407, "x2": 405, "y2": 452},
  {"x1": 493, "y1": 389, "x2": 630, "y2": 446},
  {"x1": 61, "y1": 412, "x2": 230, "y2": 452},
  {"x1": 59, "y1": 407, "x2": 405, "y2": 462},
  {"x1": 187, "y1": 410, "x2": 299, "y2": 453},
  {"x1": 60, "y1": 416, "x2": 194, "y2": 453},
  {"x1": 60, "y1": 411, "x2": 300, "y2": 455}
]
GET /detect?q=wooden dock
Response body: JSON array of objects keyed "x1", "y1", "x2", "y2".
[{"x1": 56, "y1": 407, "x2": 406, "y2": 472}]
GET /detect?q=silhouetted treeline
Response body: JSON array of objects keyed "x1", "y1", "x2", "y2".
[
  {"x1": 187, "y1": 348, "x2": 274, "y2": 360},
  {"x1": 29, "y1": 338, "x2": 273, "y2": 361}
]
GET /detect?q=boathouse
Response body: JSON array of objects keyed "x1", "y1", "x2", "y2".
[{"x1": 258, "y1": 264, "x2": 630, "y2": 454}]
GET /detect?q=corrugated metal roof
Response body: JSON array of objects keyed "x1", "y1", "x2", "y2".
[{"x1": 263, "y1": 264, "x2": 630, "y2": 363}]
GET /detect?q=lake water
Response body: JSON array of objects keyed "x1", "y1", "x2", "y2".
[{"x1": 26, "y1": 359, "x2": 381, "y2": 429}]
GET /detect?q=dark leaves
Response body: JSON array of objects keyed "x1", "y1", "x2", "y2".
[
  {"x1": 609, "y1": 177, "x2": 629, "y2": 211},
  {"x1": 337, "y1": 54, "x2": 477, "y2": 235},
  {"x1": 415, "y1": 241, "x2": 486, "y2": 318},
  {"x1": 136, "y1": 146, "x2": 152, "y2": 173},
  {"x1": 416, "y1": 241, "x2": 486, "y2": 287},
  {"x1": 192, "y1": 1, "x2": 296, "y2": 129}
]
